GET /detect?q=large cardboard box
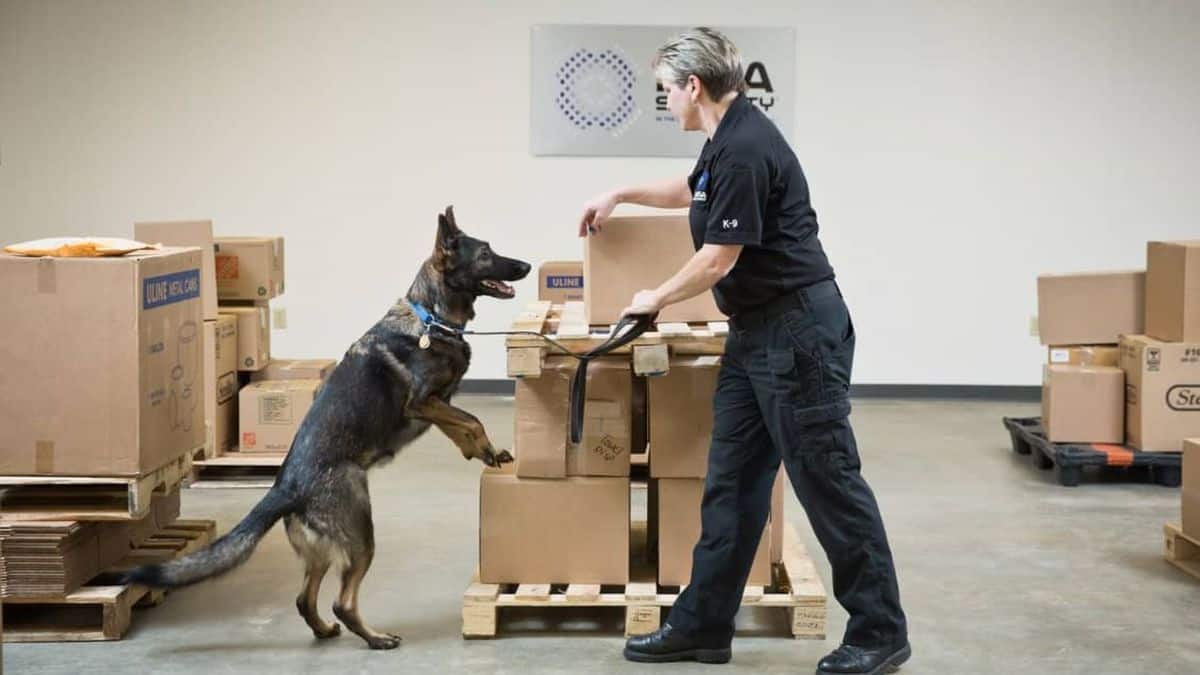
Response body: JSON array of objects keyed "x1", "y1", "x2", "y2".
[
  {"x1": 479, "y1": 466, "x2": 629, "y2": 584},
  {"x1": 1183, "y1": 439, "x2": 1200, "y2": 540},
  {"x1": 584, "y1": 216, "x2": 726, "y2": 325},
  {"x1": 538, "y1": 260, "x2": 584, "y2": 304},
  {"x1": 648, "y1": 356, "x2": 720, "y2": 478},
  {"x1": 1121, "y1": 335, "x2": 1200, "y2": 452},
  {"x1": 514, "y1": 357, "x2": 632, "y2": 478},
  {"x1": 202, "y1": 316, "x2": 239, "y2": 457},
  {"x1": 1146, "y1": 240, "x2": 1200, "y2": 343},
  {"x1": 655, "y1": 478, "x2": 771, "y2": 586},
  {"x1": 251, "y1": 358, "x2": 337, "y2": 383},
  {"x1": 238, "y1": 379, "x2": 319, "y2": 453},
  {"x1": 1047, "y1": 345, "x2": 1120, "y2": 367},
  {"x1": 220, "y1": 304, "x2": 270, "y2": 371},
  {"x1": 0, "y1": 249, "x2": 205, "y2": 476},
  {"x1": 214, "y1": 236, "x2": 285, "y2": 301},
  {"x1": 1037, "y1": 271, "x2": 1145, "y2": 346},
  {"x1": 1041, "y1": 365, "x2": 1124, "y2": 444},
  {"x1": 134, "y1": 220, "x2": 218, "y2": 320}
]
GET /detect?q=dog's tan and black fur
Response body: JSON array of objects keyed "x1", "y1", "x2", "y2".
[{"x1": 125, "y1": 206, "x2": 530, "y2": 649}]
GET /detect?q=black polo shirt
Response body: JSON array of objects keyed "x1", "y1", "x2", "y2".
[{"x1": 687, "y1": 94, "x2": 835, "y2": 317}]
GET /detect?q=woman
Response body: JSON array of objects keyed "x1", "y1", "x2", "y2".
[{"x1": 579, "y1": 27, "x2": 910, "y2": 675}]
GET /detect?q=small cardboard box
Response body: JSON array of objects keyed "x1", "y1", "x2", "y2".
[
  {"x1": 251, "y1": 358, "x2": 337, "y2": 383},
  {"x1": 1183, "y1": 439, "x2": 1200, "y2": 540},
  {"x1": 1120, "y1": 335, "x2": 1200, "y2": 452},
  {"x1": 238, "y1": 379, "x2": 319, "y2": 453},
  {"x1": 648, "y1": 356, "x2": 721, "y2": 478},
  {"x1": 219, "y1": 304, "x2": 271, "y2": 371},
  {"x1": 214, "y1": 236, "x2": 285, "y2": 301},
  {"x1": 1047, "y1": 345, "x2": 1120, "y2": 367},
  {"x1": 655, "y1": 478, "x2": 772, "y2": 586},
  {"x1": 134, "y1": 220, "x2": 218, "y2": 320},
  {"x1": 1041, "y1": 365, "x2": 1124, "y2": 444},
  {"x1": 538, "y1": 260, "x2": 584, "y2": 304},
  {"x1": 0, "y1": 248, "x2": 205, "y2": 476},
  {"x1": 1146, "y1": 240, "x2": 1200, "y2": 343},
  {"x1": 584, "y1": 216, "x2": 726, "y2": 325},
  {"x1": 479, "y1": 466, "x2": 629, "y2": 584},
  {"x1": 1037, "y1": 271, "x2": 1145, "y2": 346},
  {"x1": 514, "y1": 357, "x2": 632, "y2": 478},
  {"x1": 202, "y1": 316, "x2": 239, "y2": 457}
]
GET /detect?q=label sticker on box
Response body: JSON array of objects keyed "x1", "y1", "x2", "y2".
[
  {"x1": 215, "y1": 254, "x2": 239, "y2": 280},
  {"x1": 144, "y1": 269, "x2": 200, "y2": 310},
  {"x1": 259, "y1": 393, "x2": 293, "y2": 424},
  {"x1": 1049, "y1": 349, "x2": 1069, "y2": 364}
]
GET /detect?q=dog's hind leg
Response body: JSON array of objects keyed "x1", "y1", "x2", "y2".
[
  {"x1": 284, "y1": 515, "x2": 341, "y2": 639},
  {"x1": 328, "y1": 476, "x2": 401, "y2": 650}
]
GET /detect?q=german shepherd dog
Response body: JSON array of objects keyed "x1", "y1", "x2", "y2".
[{"x1": 126, "y1": 206, "x2": 530, "y2": 649}]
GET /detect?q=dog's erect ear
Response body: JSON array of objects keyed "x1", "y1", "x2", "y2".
[{"x1": 434, "y1": 206, "x2": 461, "y2": 268}]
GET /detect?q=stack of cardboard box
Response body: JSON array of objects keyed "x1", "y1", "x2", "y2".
[
  {"x1": 1037, "y1": 240, "x2": 1200, "y2": 452},
  {"x1": 1184, "y1": 439, "x2": 1200, "y2": 542}
]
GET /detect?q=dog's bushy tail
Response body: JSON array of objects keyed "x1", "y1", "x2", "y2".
[{"x1": 123, "y1": 485, "x2": 294, "y2": 588}]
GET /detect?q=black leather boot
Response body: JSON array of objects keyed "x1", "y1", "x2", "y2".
[
  {"x1": 816, "y1": 641, "x2": 911, "y2": 674},
  {"x1": 623, "y1": 623, "x2": 732, "y2": 664}
]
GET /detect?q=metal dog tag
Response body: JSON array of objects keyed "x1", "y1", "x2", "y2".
[{"x1": 419, "y1": 333, "x2": 431, "y2": 350}]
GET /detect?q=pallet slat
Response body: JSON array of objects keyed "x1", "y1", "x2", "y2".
[{"x1": 1164, "y1": 522, "x2": 1200, "y2": 582}]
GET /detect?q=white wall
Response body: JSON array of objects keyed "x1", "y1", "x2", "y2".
[{"x1": 2, "y1": 0, "x2": 1197, "y2": 385}]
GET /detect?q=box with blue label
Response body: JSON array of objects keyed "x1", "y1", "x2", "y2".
[
  {"x1": 538, "y1": 261, "x2": 584, "y2": 304},
  {"x1": 0, "y1": 247, "x2": 206, "y2": 476}
]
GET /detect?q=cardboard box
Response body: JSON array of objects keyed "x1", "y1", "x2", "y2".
[
  {"x1": 648, "y1": 356, "x2": 720, "y2": 478},
  {"x1": 1037, "y1": 271, "x2": 1145, "y2": 346},
  {"x1": 514, "y1": 357, "x2": 632, "y2": 478},
  {"x1": 134, "y1": 220, "x2": 218, "y2": 320},
  {"x1": 479, "y1": 466, "x2": 629, "y2": 584},
  {"x1": 238, "y1": 379, "x2": 319, "y2": 452},
  {"x1": 214, "y1": 236, "x2": 285, "y2": 301},
  {"x1": 1047, "y1": 345, "x2": 1120, "y2": 367},
  {"x1": 538, "y1": 260, "x2": 584, "y2": 304},
  {"x1": 1041, "y1": 365, "x2": 1124, "y2": 443},
  {"x1": 220, "y1": 304, "x2": 270, "y2": 371},
  {"x1": 1183, "y1": 439, "x2": 1200, "y2": 540},
  {"x1": 1146, "y1": 240, "x2": 1200, "y2": 343},
  {"x1": 584, "y1": 216, "x2": 726, "y2": 325},
  {"x1": 0, "y1": 248, "x2": 205, "y2": 476},
  {"x1": 1120, "y1": 335, "x2": 1200, "y2": 451},
  {"x1": 250, "y1": 358, "x2": 337, "y2": 383},
  {"x1": 770, "y1": 468, "x2": 786, "y2": 563},
  {"x1": 202, "y1": 316, "x2": 239, "y2": 457},
  {"x1": 656, "y1": 478, "x2": 771, "y2": 586}
]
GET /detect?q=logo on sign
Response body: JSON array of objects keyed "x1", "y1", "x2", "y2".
[
  {"x1": 555, "y1": 48, "x2": 638, "y2": 134},
  {"x1": 656, "y1": 61, "x2": 777, "y2": 115}
]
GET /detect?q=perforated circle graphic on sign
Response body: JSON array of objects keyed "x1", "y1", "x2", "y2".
[{"x1": 555, "y1": 48, "x2": 638, "y2": 134}]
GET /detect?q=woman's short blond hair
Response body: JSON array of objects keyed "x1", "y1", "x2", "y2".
[{"x1": 652, "y1": 27, "x2": 746, "y2": 100}]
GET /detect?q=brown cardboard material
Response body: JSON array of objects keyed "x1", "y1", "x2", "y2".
[
  {"x1": 1146, "y1": 240, "x2": 1200, "y2": 343},
  {"x1": 1041, "y1": 365, "x2": 1124, "y2": 444},
  {"x1": 214, "y1": 236, "x2": 285, "y2": 301},
  {"x1": 1183, "y1": 439, "x2": 1200, "y2": 539},
  {"x1": 584, "y1": 216, "x2": 726, "y2": 325},
  {"x1": 1120, "y1": 335, "x2": 1200, "y2": 452},
  {"x1": 538, "y1": 260, "x2": 584, "y2": 304},
  {"x1": 656, "y1": 478, "x2": 771, "y2": 586},
  {"x1": 1047, "y1": 345, "x2": 1120, "y2": 367},
  {"x1": 479, "y1": 466, "x2": 629, "y2": 584},
  {"x1": 648, "y1": 356, "x2": 721, "y2": 478},
  {"x1": 514, "y1": 357, "x2": 632, "y2": 478},
  {"x1": 1037, "y1": 271, "x2": 1145, "y2": 346},
  {"x1": 770, "y1": 468, "x2": 785, "y2": 563},
  {"x1": 219, "y1": 304, "x2": 271, "y2": 371},
  {"x1": 0, "y1": 248, "x2": 205, "y2": 476},
  {"x1": 134, "y1": 220, "x2": 218, "y2": 320},
  {"x1": 202, "y1": 316, "x2": 239, "y2": 457},
  {"x1": 250, "y1": 358, "x2": 337, "y2": 383},
  {"x1": 238, "y1": 379, "x2": 319, "y2": 453}
]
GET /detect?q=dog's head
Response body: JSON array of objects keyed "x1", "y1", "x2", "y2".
[{"x1": 432, "y1": 206, "x2": 531, "y2": 300}]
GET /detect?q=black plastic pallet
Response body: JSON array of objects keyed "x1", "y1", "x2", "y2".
[{"x1": 1002, "y1": 416, "x2": 1181, "y2": 487}]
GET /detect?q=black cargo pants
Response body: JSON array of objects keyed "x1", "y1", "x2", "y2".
[{"x1": 667, "y1": 279, "x2": 907, "y2": 648}]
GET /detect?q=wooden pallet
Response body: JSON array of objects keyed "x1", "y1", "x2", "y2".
[
  {"x1": 505, "y1": 301, "x2": 727, "y2": 378},
  {"x1": 0, "y1": 450, "x2": 196, "y2": 521},
  {"x1": 462, "y1": 522, "x2": 825, "y2": 640},
  {"x1": 1164, "y1": 522, "x2": 1200, "y2": 582},
  {"x1": 189, "y1": 451, "x2": 286, "y2": 488},
  {"x1": 1, "y1": 519, "x2": 216, "y2": 642}
]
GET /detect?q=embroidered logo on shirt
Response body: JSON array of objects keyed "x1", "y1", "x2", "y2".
[
  {"x1": 722, "y1": 219, "x2": 739, "y2": 230},
  {"x1": 693, "y1": 169, "x2": 709, "y2": 203}
]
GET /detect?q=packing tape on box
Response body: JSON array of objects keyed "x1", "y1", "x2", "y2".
[
  {"x1": 35, "y1": 440, "x2": 55, "y2": 472},
  {"x1": 37, "y1": 258, "x2": 56, "y2": 293}
]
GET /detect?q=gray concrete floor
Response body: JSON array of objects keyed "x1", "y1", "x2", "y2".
[{"x1": 5, "y1": 397, "x2": 1198, "y2": 674}]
